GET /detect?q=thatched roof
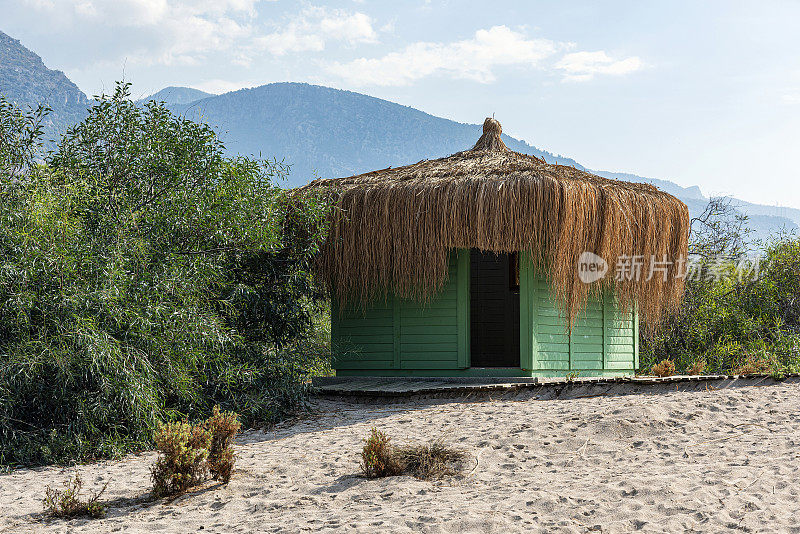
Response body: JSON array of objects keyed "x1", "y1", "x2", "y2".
[{"x1": 300, "y1": 118, "x2": 690, "y2": 328}]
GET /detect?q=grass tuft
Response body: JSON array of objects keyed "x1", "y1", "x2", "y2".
[
  {"x1": 360, "y1": 428, "x2": 466, "y2": 480},
  {"x1": 393, "y1": 441, "x2": 467, "y2": 479},
  {"x1": 43, "y1": 472, "x2": 108, "y2": 519}
]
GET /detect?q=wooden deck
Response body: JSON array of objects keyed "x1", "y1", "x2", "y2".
[{"x1": 313, "y1": 374, "x2": 800, "y2": 398}]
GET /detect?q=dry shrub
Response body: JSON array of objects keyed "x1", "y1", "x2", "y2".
[
  {"x1": 203, "y1": 406, "x2": 241, "y2": 483},
  {"x1": 151, "y1": 421, "x2": 211, "y2": 498},
  {"x1": 43, "y1": 472, "x2": 108, "y2": 519},
  {"x1": 361, "y1": 428, "x2": 402, "y2": 478},
  {"x1": 687, "y1": 358, "x2": 707, "y2": 375},
  {"x1": 733, "y1": 355, "x2": 773, "y2": 376},
  {"x1": 360, "y1": 428, "x2": 465, "y2": 480},
  {"x1": 393, "y1": 441, "x2": 467, "y2": 480},
  {"x1": 651, "y1": 359, "x2": 676, "y2": 377}
]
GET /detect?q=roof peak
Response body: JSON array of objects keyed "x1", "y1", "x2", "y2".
[{"x1": 471, "y1": 117, "x2": 509, "y2": 152}]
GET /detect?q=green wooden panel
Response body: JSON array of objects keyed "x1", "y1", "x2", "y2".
[
  {"x1": 572, "y1": 334, "x2": 603, "y2": 344},
  {"x1": 606, "y1": 336, "x2": 635, "y2": 345},
  {"x1": 537, "y1": 353, "x2": 570, "y2": 361},
  {"x1": 400, "y1": 333, "x2": 457, "y2": 344},
  {"x1": 400, "y1": 342, "x2": 458, "y2": 352},
  {"x1": 394, "y1": 251, "x2": 461, "y2": 371},
  {"x1": 401, "y1": 307, "x2": 459, "y2": 318},
  {"x1": 401, "y1": 359, "x2": 460, "y2": 369},
  {"x1": 340, "y1": 309, "x2": 393, "y2": 320},
  {"x1": 538, "y1": 341, "x2": 569, "y2": 354},
  {"x1": 334, "y1": 342, "x2": 393, "y2": 355},
  {"x1": 537, "y1": 333, "x2": 570, "y2": 344},
  {"x1": 633, "y1": 303, "x2": 640, "y2": 369},
  {"x1": 607, "y1": 347, "x2": 634, "y2": 355},
  {"x1": 538, "y1": 361, "x2": 570, "y2": 370},
  {"x1": 337, "y1": 325, "x2": 393, "y2": 335},
  {"x1": 605, "y1": 361, "x2": 635, "y2": 370},
  {"x1": 572, "y1": 346, "x2": 603, "y2": 355},
  {"x1": 393, "y1": 295, "x2": 401, "y2": 369},
  {"x1": 571, "y1": 361, "x2": 604, "y2": 370},
  {"x1": 573, "y1": 325, "x2": 604, "y2": 335},
  {"x1": 336, "y1": 359, "x2": 395, "y2": 370},
  {"x1": 537, "y1": 324, "x2": 572, "y2": 335},
  {"x1": 400, "y1": 352, "x2": 459, "y2": 361},
  {"x1": 401, "y1": 316, "x2": 457, "y2": 327},
  {"x1": 401, "y1": 324, "x2": 458, "y2": 335}
]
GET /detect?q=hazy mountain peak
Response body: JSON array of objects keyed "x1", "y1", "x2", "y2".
[{"x1": 141, "y1": 86, "x2": 214, "y2": 105}]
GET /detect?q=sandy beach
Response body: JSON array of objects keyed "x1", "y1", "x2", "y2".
[{"x1": 2, "y1": 378, "x2": 799, "y2": 533}]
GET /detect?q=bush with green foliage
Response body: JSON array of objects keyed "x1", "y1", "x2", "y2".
[
  {"x1": 151, "y1": 406, "x2": 241, "y2": 497},
  {"x1": 151, "y1": 420, "x2": 212, "y2": 498},
  {"x1": 0, "y1": 83, "x2": 330, "y2": 467},
  {"x1": 204, "y1": 405, "x2": 241, "y2": 483},
  {"x1": 641, "y1": 200, "x2": 800, "y2": 376},
  {"x1": 360, "y1": 428, "x2": 402, "y2": 478}
]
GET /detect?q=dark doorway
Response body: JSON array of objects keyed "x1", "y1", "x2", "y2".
[{"x1": 470, "y1": 250, "x2": 521, "y2": 367}]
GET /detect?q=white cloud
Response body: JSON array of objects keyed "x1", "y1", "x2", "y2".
[
  {"x1": 21, "y1": 1, "x2": 374, "y2": 67},
  {"x1": 23, "y1": 0, "x2": 260, "y2": 65},
  {"x1": 253, "y1": 7, "x2": 377, "y2": 56},
  {"x1": 556, "y1": 50, "x2": 642, "y2": 82},
  {"x1": 325, "y1": 25, "x2": 559, "y2": 86}
]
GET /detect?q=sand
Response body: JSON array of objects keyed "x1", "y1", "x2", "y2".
[{"x1": 2, "y1": 378, "x2": 799, "y2": 533}]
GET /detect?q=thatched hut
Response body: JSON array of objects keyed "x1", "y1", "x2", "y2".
[{"x1": 301, "y1": 118, "x2": 690, "y2": 377}]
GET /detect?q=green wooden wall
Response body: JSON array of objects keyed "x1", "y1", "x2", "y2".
[{"x1": 332, "y1": 249, "x2": 638, "y2": 377}]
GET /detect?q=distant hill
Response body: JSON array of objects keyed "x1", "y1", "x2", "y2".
[
  {"x1": 141, "y1": 86, "x2": 213, "y2": 105},
  {"x1": 168, "y1": 82, "x2": 796, "y2": 241},
  {"x1": 0, "y1": 30, "x2": 88, "y2": 141},
  {"x1": 170, "y1": 82, "x2": 585, "y2": 185}
]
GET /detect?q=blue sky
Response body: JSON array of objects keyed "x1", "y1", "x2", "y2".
[{"x1": 2, "y1": 0, "x2": 799, "y2": 207}]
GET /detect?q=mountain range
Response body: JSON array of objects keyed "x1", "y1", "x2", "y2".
[{"x1": 0, "y1": 28, "x2": 796, "y2": 242}]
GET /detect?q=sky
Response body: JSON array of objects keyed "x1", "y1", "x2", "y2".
[{"x1": 2, "y1": 0, "x2": 799, "y2": 208}]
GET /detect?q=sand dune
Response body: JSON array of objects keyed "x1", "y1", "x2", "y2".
[{"x1": 2, "y1": 378, "x2": 799, "y2": 533}]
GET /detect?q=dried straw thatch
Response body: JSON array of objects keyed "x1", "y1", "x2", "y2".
[{"x1": 299, "y1": 118, "x2": 690, "y2": 328}]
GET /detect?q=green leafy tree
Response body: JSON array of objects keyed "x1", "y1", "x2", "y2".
[{"x1": 0, "y1": 83, "x2": 329, "y2": 467}]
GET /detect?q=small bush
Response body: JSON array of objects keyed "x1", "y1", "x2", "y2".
[
  {"x1": 43, "y1": 472, "x2": 108, "y2": 519},
  {"x1": 151, "y1": 421, "x2": 211, "y2": 498},
  {"x1": 651, "y1": 359, "x2": 676, "y2": 377},
  {"x1": 203, "y1": 406, "x2": 241, "y2": 483},
  {"x1": 360, "y1": 428, "x2": 402, "y2": 478},
  {"x1": 393, "y1": 441, "x2": 467, "y2": 479},
  {"x1": 687, "y1": 358, "x2": 707, "y2": 375}
]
